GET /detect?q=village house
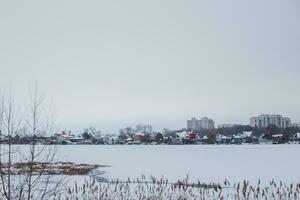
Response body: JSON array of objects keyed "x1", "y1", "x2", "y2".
[
  {"x1": 201, "y1": 135, "x2": 209, "y2": 144},
  {"x1": 272, "y1": 134, "x2": 284, "y2": 144},
  {"x1": 132, "y1": 132, "x2": 145, "y2": 144},
  {"x1": 217, "y1": 134, "x2": 231, "y2": 144},
  {"x1": 231, "y1": 134, "x2": 243, "y2": 144},
  {"x1": 55, "y1": 131, "x2": 76, "y2": 144}
]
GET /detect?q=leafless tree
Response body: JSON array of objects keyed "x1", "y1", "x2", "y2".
[
  {"x1": 0, "y1": 93, "x2": 21, "y2": 200},
  {"x1": 0, "y1": 88, "x2": 64, "y2": 200}
]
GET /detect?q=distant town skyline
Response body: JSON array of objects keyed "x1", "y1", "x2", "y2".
[
  {"x1": 60, "y1": 113, "x2": 299, "y2": 134},
  {"x1": 1, "y1": 0, "x2": 300, "y2": 133}
]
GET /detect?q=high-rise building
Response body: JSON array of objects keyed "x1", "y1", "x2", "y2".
[
  {"x1": 187, "y1": 117, "x2": 215, "y2": 130},
  {"x1": 249, "y1": 114, "x2": 291, "y2": 128}
]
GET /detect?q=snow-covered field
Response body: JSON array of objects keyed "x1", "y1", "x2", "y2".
[{"x1": 58, "y1": 144, "x2": 300, "y2": 184}]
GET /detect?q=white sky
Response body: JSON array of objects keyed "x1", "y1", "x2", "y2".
[{"x1": 1, "y1": 0, "x2": 300, "y2": 133}]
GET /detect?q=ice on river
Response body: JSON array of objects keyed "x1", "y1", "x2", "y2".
[{"x1": 57, "y1": 144, "x2": 300, "y2": 184}]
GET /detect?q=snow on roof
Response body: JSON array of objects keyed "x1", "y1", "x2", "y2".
[
  {"x1": 72, "y1": 135, "x2": 83, "y2": 140},
  {"x1": 202, "y1": 135, "x2": 208, "y2": 140},
  {"x1": 126, "y1": 137, "x2": 133, "y2": 141},
  {"x1": 176, "y1": 131, "x2": 187, "y2": 138},
  {"x1": 272, "y1": 134, "x2": 283, "y2": 138},
  {"x1": 134, "y1": 132, "x2": 145, "y2": 136},
  {"x1": 243, "y1": 131, "x2": 253, "y2": 137},
  {"x1": 222, "y1": 135, "x2": 229, "y2": 139},
  {"x1": 296, "y1": 133, "x2": 300, "y2": 139},
  {"x1": 216, "y1": 134, "x2": 222, "y2": 141},
  {"x1": 233, "y1": 135, "x2": 242, "y2": 139}
]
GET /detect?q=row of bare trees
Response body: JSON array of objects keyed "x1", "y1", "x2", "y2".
[{"x1": 0, "y1": 88, "x2": 63, "y2": 200}]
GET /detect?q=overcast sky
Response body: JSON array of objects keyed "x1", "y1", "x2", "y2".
[{"x1": 0, "y1": 0, "x2": 299, "y2": 133}]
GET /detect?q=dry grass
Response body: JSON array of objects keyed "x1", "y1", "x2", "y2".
[
  {"x1": 1, "y1": 162, "x2": 103, "y2": 175},
  {"x1": 55, "y1": 176, "x2": 300, "y2": 200}
]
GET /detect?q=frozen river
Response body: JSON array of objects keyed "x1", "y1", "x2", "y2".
[{"x1": 58, "y1": 144, "x2": 300, "y2": 184}]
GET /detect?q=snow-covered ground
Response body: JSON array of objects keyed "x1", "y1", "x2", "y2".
[{"x1": 57, "y1": 144, "x2": 300, "y2": 184}]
